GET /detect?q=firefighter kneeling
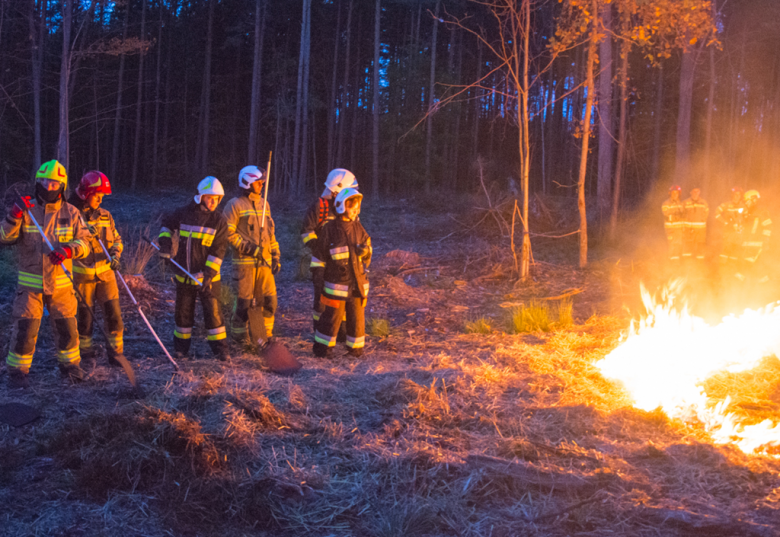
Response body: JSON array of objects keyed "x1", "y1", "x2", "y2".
[
  {"x1": 158, "y1": 177, "x2": 230, "y2": 361},
  {"x1": 69, "y1": 171, "x2": 125, "y2": 367},
  {"x1": 312, "y1": 188, "x2": 372, "y2": 358},
  {"x1": 1, "y1": 160, "x2": 91, "y2": 388}
]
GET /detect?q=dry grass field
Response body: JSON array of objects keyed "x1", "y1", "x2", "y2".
[{"x1": 1, "y1": 192, "x2": 779, "y2": 536}]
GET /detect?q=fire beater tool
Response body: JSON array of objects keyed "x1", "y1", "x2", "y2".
[{"x1": 96, "y1": 237, "x2": 178, "y2": 370}]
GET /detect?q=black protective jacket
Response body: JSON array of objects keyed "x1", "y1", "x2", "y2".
[
  {"x1": 312, "y1": 218, "x2": 372, "y2": 299},
  {"x1": 158, "y1": 201, "x2": 229, "y2": 285}
]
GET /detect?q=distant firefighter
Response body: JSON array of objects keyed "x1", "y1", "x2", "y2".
[
  {"x1": 715, "y1": 186, "x2": 744, "y2": 266},
  {"x1": 683, "y1": 188, "x2": 709, "y2": 261},
  {"x1": 735, "y1": 190, "x2": 772, "y2": 284},
  {"x1": 662, "y1": 185, "x2": 685, "y2": 262}
]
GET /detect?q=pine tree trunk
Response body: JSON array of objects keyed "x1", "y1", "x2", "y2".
[
  {"x1": 609, "y1": 40, "x2": 629, "y2": 239},
  {"x1": 131, "y1": 0, "x2": 147, "y2": 190},
  {"x1": 578, "y1": 0, "x2": 599, "y2": 268},
  {"x1": 152, "y1": 0, "x2": 164, "y2": 188},
  {"x1": 651, "y1": 63, "x2": 663, "y2": 183},
  {"x1": 704, "y1": 44, "x2": 715, "y2": 192},
  {"x1": 372, "y1": 0, "x2": 381, "y2": 199},
  {"x1": 299, "y1": 0, "x2": 312, "y2": 191},
  {"x1": 111, "y1": 6, "x2": 130, "y2": 182},
  {"x1": 326, "y1": 0, "x2": 342, "y2": 172},
  {"x1": 336, "y1": 0, "x2": 353, "y2": 167},
  {"x1": 57, "y1": 0, "x2": 72, "y2": 168},
  {"x1": 248, "y1": 0, "x2": 266, "y2": 165},
  {"x1": 197, "y1": 0, "x2": 215, "y2": 174},
  {"x1": 30, "y1": 0, "x2": 44, "y2": 171},
  {"x1": 675, "y1": 49, "x2": 696, "y2": 183},
  {"x1": 292, "y1": 0, "x2": 310, "y2": 191},
  {"x1": 596, "y1": 2, "x2": 613, "y2": 225},
  {"x1": 424, "y1": 0, "x2": 440, "y2": 194}
]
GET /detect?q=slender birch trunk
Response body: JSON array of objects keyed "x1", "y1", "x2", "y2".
[
  {"x1": 596, "y1": 2, "x2": 613, "y2": 224},
  {"x1": 131, "y1": 0, "x2": 147, "y2": 189},
  {"x1": 424, "y1": 0, "x2": 440, "y2": 194},
  {"x1": 372, "y1": 0, "x2": 381, "y2": 199}
]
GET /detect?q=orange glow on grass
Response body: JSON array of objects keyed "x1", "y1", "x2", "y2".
[{"x1": 596, "y1": 281, "x2": 780, "y2": 455}]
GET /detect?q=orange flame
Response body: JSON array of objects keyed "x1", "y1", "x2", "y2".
[{"x1": 596, "y1": 280, "x2": 780, "y2": 455}]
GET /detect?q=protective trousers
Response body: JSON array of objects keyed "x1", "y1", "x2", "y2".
[
  {"x1": 665, "y1": 227, "x2": 683, "y2": 262},
  {"x1": 312, "y1": 268, "x2": 346, "y2": 338},
  {"x1": 683, "y1": 227, "x2": 706, "y2": 260},
  {"x1": 75, "y1": 277, "x2": 124, "y2": 358},
  {"x1": 231, "y1": 264, "x2": 276, "y2": 342},
  {"x1": 6, "y1": 287, "x2": 80, "y2": 373},
  {"x1": 174, "y1": 281, "x2": 228, "y2": 357},
  {"x1": 313, "y1": 293, "x2": 365, "y2": 356}
]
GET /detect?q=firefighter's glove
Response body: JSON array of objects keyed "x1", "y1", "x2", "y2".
[
  {"x1": 10, "y1": 196, "x2": 34, "y2": 220},
  {"x1": 49, "y1": 246, "x2": 73, "y2": 265},
  {"x1": 201, "y1": 275, "x2": 214, "y2": 296},
  {"x1": 272, "y1": 258, "x2": 281, "y2": 275},
  {"x1": 109, "y1": 257, "x2": 121, "y2": 271}
]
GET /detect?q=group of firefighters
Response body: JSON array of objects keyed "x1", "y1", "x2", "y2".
[
  {"x1": 2, "y1": 160, "x2": 371, "y2": 389},
  {"x1": 662, "y1": 185, "x2": 772, "y2": 282}
]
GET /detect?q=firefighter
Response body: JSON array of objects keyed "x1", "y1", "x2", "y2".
[
  {"x1": 301, "y1": 168, "x2": 358, "y2": 334},
  {"x1": 1, "y1": 160, "x2": 91, "y2": 388},
  {"x1": 683, "y1": 187, "x2": 709, "y2": 261},
  {"x1": 158, "y1": 177, "x2": 230, "y2": 361},
  {"x1": 223, "y1": 166, "x2": 280, "y2": 347},
  {"x1": 68, "y1": 171, "x2": 125, "y2": 367},
  {"x1": 662, "y1": 185, "x2": 685, "y2": 263},
  {"x1": 312, "y1": 187, "x2": 372, "y2": 358},
  {"x1": 715, "y1": 186, "x2": 744, "y2": 267},
  {"x1": 735, "y1": 190, "x2": 772, "y2": 284}
]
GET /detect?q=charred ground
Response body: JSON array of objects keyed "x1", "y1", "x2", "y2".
[{"x1": 1, "y1": 191, "x2": 779, "y2": 536}]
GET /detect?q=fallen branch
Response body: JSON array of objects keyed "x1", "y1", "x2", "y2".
[{"x1": 540, "y1": 288, "x2": 583, "y2": 301}]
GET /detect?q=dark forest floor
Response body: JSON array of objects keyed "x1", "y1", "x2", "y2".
[{"x1": 1, "y1": 190, "x2": 780, "y2": 536}]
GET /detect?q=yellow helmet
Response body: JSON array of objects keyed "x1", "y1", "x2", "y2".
[
  {"x1": 36, "y1": 160, "x2": 68, "y2": 187},
  {"x1": 744, "y1": 190, "x2": 760, "y2": 203}
]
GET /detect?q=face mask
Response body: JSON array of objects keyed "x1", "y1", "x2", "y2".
[{"x1": 35, "y1": 182, "x2": 63, "y2": 204}]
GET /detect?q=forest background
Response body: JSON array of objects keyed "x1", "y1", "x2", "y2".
[{"x1": 0, "y1": 0, "x2": 776, "y2": 254}]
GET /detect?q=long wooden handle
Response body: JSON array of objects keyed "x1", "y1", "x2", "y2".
[{"x1": 261, "y1": 151, "x2": 272, "y2": 228}]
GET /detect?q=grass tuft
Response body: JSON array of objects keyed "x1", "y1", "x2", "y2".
[
  {"x1": 556, "y1": 297, "x2": 574, "y2": 328},
  {"x1": 464, "y1": 316, "x2": 492, "y2": 334},
  {"x1": 511, "y1": 300, "x2": 553, "y2": 333},
  {"x1": 368, "y1": 317, "x2": 392, "y2": 337}
]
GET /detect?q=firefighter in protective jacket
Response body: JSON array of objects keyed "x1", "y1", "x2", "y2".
[
  {"x1": 223, "y1": 165, "x2": 280, "y2": 346},
  {"x1": 662, "y1": 185, "x2": 685, "y2": 262},
  {"x1": 683, "y1": 188, "x2": 709, "y2": 260},
  {"x1": 715, "y1": 187, "x2": 744, "y2": 266},
  {"x1": 158, "y1": 177, "x2": 230, "y2": 360},
  {"x1": 0, "y1": 160, "x2": 91, "y2": 388},
  {"x1": 312, "y1": 188, "x2": 372, "y2": 358},
  {"x1": 301, "y1": 168, "x2": 358, "y2": 332},
  {"x1": 735, "y1": 190, "x2": 772, "y2": 284},
  {"x1": 69, "y1": 171, "x2": 125, "y2": 366}
]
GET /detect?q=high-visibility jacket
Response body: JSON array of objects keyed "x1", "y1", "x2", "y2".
[
  {"x1": 222, "y1": 192, "x2": 279, "y2": 268},
  {"x1": 0, "y1": 197, "x2": 90, "y2": 294},
  {"x1": 158, "y1": 201, "x2": 229, "y2": 285},
  {"x1": 683, "y1": 197, "x2": 709, "y2": 234},
  {"x1": 300, "y1": 197, "x2": 336, "y2": 249},
  {"x1": 312, "y1": 218, "x2": 372, "y2": 301},
  {"x1": 72, "y1": 201, "x2": 123, "y2": 283},
  {"x1": 662, "y1": 198, "x2": 685, "y2": 235},
  {"x1": 741, "y1": 208, "x2": 772, "y2": 263},
  {"x1": 715, "y1": 201, "x2": 744, "y2": 230}
]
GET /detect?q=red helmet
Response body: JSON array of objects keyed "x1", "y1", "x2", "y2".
[
  {"x1": 731, "y1": 186, "x2": 743, "y2": 194},
  {"x1": 76, "y1": 171, "x2": 112, "y2": 200},
  {"x1": 669, "y1": 185, "x2": 682, "y2": 192}
]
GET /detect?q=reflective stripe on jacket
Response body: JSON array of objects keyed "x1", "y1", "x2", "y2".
[
  {"x1": 73, "y1": 203, "x2": 123, "y2": 283},
  {"x1": 158, "y1": 201, "x2": 228, "y2": 285},
  {"x1": 662, "y1": 198, "x2": 685, "y2": 232},
  {"x1": 0, "y1": 198, "x2": 90, "y2": 294},
  {"x1": 312, "y1": 218, "x2": 372, "y2": 300}
]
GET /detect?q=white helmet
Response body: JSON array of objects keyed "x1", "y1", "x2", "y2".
[
  {"x1": 334, "y1": 187, "x2": 363, "y2": 214},
  {"x1": 323, "y1": 168, "x2": 357, "y2": 197},
  {"x1": 194, "y1": 176, "x2": 225, "y2": 204},
  {"x1": 238, "y1": 165, "x2": 264, "y2": 189}
]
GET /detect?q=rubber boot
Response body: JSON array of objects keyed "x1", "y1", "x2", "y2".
[
  {"x1": 59, "y1": 362, "x2": 85, "y2": 383},
  {"x1": 7, "y1": 369, "x2": 30, "y2": 389}
]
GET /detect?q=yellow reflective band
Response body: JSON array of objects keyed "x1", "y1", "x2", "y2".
[
  {"x1": 159, "y1": 231, "x2": 171, "y2": 238},
  {"x1": 332, "y1": 252, "x2": 349, "y2": 260},
  {"x1": 174, "y1": 330, "x2": 192, "y2": 339},
  {"x1": 346, "y1": 336, "x2": 365, "y2": 349},
  {"x1": 315, "y1": 331, "x2": 336, "y2": 347},
  {"x1": 55, "y1": 274, "x2": 72, "y2": 289},
  {"x1": 18, "y1": 272, "x2": 43, "y2": 289},
  {"x1": 23, "y1": 225, "x2": 39, "y2": 234},
  {"x1": 57, "y1": 347, "x2": 81, "y2": 364},
  {"x1": 302, "y1": 232, "x2": 317, "y2": 244},
  {"x1": 7, "y1": 351, "x2": 33, "y2": 368},
  {"x1": 310, "y1": 256, "x2": 325, "y2": 268}
]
